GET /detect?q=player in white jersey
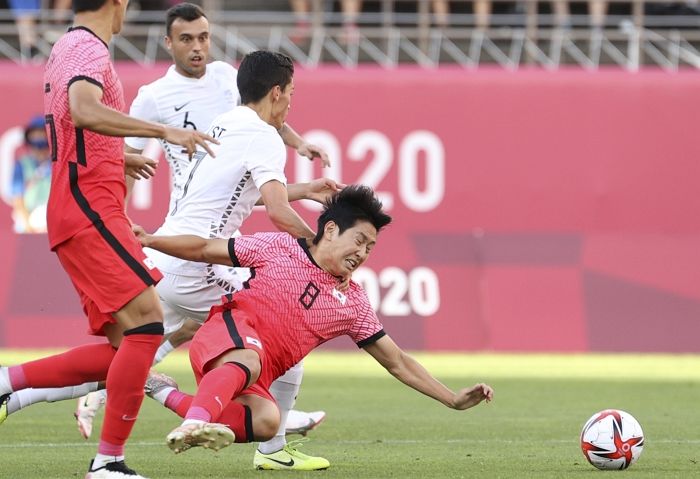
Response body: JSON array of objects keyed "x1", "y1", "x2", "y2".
[
  {"x1": 0, "y1": 5, "x2": 328, "y2": 471},
  {"x1": 125, "y1": 59, "x2": 239, "y2": 213}
]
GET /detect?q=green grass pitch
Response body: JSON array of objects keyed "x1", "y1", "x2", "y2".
[{"x1": 1, "y1": 350, "x2": 699, "y2": 478}]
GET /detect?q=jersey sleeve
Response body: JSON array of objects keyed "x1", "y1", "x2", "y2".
[
  {"x1": 227, "y1": 232, "x2": 283, "y2": 268},
  {"x1": 125, "y1": 86, "x2": 158, "y2": 150},
  {"x1": 348, "y1": 290, "x2": 386, "y2": 347},
  {"x1": 245, "y1": 132, "x2": 287, "y2": 190},
  {"x1": 65, "y1": 41, "x2": 111, "y2": 91}
]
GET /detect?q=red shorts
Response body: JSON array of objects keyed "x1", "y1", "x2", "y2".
[
  {"x1": 55, "y1": 213, "x2": 162, "y2": 336},
  {"x1": 189, "y1": 304, "x2": 274, "y2": 402}
]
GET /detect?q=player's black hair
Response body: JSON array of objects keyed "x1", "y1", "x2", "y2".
[
  {"x1": 237, "y1": 50, "x2": 294, "y2": 104},
  {"x1": 73, "y1": 0, "x2": 109, "y2": 13},
  {"x1": 312, "y1": 185, "x2": 392, "y2": 245},
  {"x1": 166, "y1": 2, "x2": 207, "y2": 37}
]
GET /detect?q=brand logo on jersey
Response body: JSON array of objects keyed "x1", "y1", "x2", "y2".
[
  {"x1": 246, "y1": 336, "x2": 262, "y2": 349},
  {"x1": 174, "y1": 101, "x2": 190, "y2": 112},
  {"x1": 332, "y1": 288, "x2": 347, "y2": 305},
  {"x1": 143, "y1": 258, "x2": 156, "y2": 270}
]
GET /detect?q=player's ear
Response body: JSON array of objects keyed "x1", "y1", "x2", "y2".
[
  {"x1": 323, "y1": 221, "x2": 337, "y2": 240},
  {"x1": 271, "y1": 85, "x2": 281, "y2": 102},
  {"x1": 164, "y1": 35, "x2": 172, "y2": 51}
]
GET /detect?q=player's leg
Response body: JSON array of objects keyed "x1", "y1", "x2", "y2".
[
  {"x1": 74, "y1": 276, "x2": 206, "y2": 439},
  {"x1": 165, "y1": 307, "x2": 263, "y2": 454},
  {"x1": 86, "y1": 286, "x2": 163, "y2": 477},
  {"x1": 73, "y1": 216, "x2": 164, "y2": 478},
  {"x1": 147, "y1": 374, "x2": 280, "y2": 447},
  {"x1": 1, "y1": 218, "x2": 163, "y2": 478},
  {"x1": 254, "y1": 362, "x2": 330, "y2": 471},
  {"x1": 0, "y1": 382, "x2": 101, "y2": 423},
  {"x1": 166, "y1": 346, "x2": 260, "y2": 453},
  {"x1": 261, "y1": 363, "x2": 303, "y2": 452}
]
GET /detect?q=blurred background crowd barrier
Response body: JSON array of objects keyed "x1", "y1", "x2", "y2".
[{"x1": 0, "y1": 0, "x2": 698, "y2": 69}]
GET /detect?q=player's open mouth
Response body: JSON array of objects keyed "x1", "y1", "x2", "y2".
[
  {"x1": 191, "y1": 56, "x2": 203, "y2": 65},
  {"x1": 345, "y1": 258, "x2": 358, "y2": 270}
]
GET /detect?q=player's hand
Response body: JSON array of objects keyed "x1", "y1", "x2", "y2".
[
  {"x1": 124, "y1": 153, "x2": 158, "y2": 180},
  {"x1": 298, "y1": 142, "x2": 330, "y2": 167},
  {"x1": 306, "y1": 178, "x2": 346, "y2": 204},
  {"x1": 451, "y1": 383, "x2": 494, "y2": 410},
  {"x1": 131, "y1": 224, "x2": 150, "y2": 247},
  {"x1": 165, "y1": 126, "x2": 219, "y2": 159}
]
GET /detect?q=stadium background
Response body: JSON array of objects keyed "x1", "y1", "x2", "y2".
[{"x1": 0, "y1": 1, "x2": 699, "y2": 352}]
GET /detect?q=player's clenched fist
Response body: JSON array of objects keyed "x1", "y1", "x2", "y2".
[
  {"x1": 164, "y1": 126, "x2": 219, "y2": 159},
  {"x1": 451, "y1": 383, "x2": 494, "y2": 410}
]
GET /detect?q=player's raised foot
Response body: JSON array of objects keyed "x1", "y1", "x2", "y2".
[
  {"x1": 166, "y1": 422, "x2": 235, "y2": 454},
  {"x1": 0, "y1": 393, "x2": 10, "y2": 425},
  {"x1": 285, "y1": 410, "x2": 327, "y2": 436},
  {"x1": 85, "y1": 459, "x2": 148, "y2": 478},
  {"x1": 75, "y1": 390, "x2": 106, "y2": 440},
  {"x1": 254, "y1": 439, "x2": 330, "y2": 471},
  {"x1": 144, "y1": 370, "x2": 178, "y2": 399}
]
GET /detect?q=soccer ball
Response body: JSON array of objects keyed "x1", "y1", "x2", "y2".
[{"x1": 580, "y1": 409, "x2": 644, "y2": 470}]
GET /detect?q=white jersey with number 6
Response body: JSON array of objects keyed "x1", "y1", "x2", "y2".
[{"x1": 125, "y1": 61, "x2": 240, "y2": 210}]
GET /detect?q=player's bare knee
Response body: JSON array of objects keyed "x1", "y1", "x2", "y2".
[
  {"x1": 253, "y1": 414, "x2": 280, "y2": 442},
  {"x1": 214, "y1": 349, "x2": 261, "y2": 384},
  {"x1": 114, "y1": 286, "x2": 164, "y2": 329}
]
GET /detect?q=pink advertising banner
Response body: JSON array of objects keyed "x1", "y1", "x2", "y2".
[{"x1": 1, "y1": 63, "x2": 699, "y2": 351}]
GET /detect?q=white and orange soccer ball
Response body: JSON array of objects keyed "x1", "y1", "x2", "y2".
[{"x1": 580, "y1": 409, "x2": 645, "y2": 470}]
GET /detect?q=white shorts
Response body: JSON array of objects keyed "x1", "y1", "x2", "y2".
[{"x1": 156, "y1": 264, "x2": 249, "y2": 334}]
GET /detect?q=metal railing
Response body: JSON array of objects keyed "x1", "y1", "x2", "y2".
[{"x1": 0, "y1": 0, "x2": 697, "y2": 69}]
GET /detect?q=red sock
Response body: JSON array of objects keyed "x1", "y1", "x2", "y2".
[
  {"x1": 218, "y1": 401, "x2": 254, "y2": 443},
  {"x1": 14, "y1": 343, "x2": 117, "y2": 389},
  {"x1": 165, "y1": 390, "x2": 192, "y2": 417},
  {"x1": 164, "y1": 389, "x2": 252, "y2": 442},
  {"x1": 187, "y1": 362, "x2": 251, "y2": 423},
  {"x1": 100, "y1": 323, "x2": 162, "y2": 452}
]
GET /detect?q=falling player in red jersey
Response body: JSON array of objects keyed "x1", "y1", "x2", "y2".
[
  {"x1": 0, "y1": 0, "x2": 216, "y2": 478},
  {"x1": 134, "y1": 185, "x2": 494, "y2": 459}
]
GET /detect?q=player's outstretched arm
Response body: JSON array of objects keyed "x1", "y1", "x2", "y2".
[
  {"x1": 278, "y1": 123, "x2": 331, "y2": 167},
  {"x1": 133, "y1": 225, "x2": 232, "y2": 266},
  {"x1": 259, "y1": 180, "x2": 316, "y2": 239},
  {"x1": 68, "y1": 80, "x2": 218, "y2": 158},
  {"x1": 363, "y1": 335, "x2": 493, "y2": 410},
  {"x1": 264, "y1": 178, "x2": 345, "y2": 205}
]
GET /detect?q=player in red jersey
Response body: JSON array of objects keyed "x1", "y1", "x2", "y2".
[
  {"x1": 0, "y1": 0, "x2": 216, "y2": 478},
  {"x1": 134, "y1": 185, "x2": 494, "y2": 460}
]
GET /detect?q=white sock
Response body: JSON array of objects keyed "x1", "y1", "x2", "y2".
[
  {"x1": 182, "y1": 419, "x2": 205, "y2": 427},
  {"x1": 152, "y1": 386, "x2": 175, "y2": 406},
  {"x1": 153, "y1": 340, "x2": 175, "y2": 365},
  {"x1": 0, "y1": 367, "x2": 11, "y2": 395},
  {"x1": 7, "y1": 382, "x2": 99, "y2": 414},
  {"x1": 258, "y1": 379, "x2": 301, "y2": 455},
  {"x1": 91, "y1": 454, "x2": 124, "y2": 470}
]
